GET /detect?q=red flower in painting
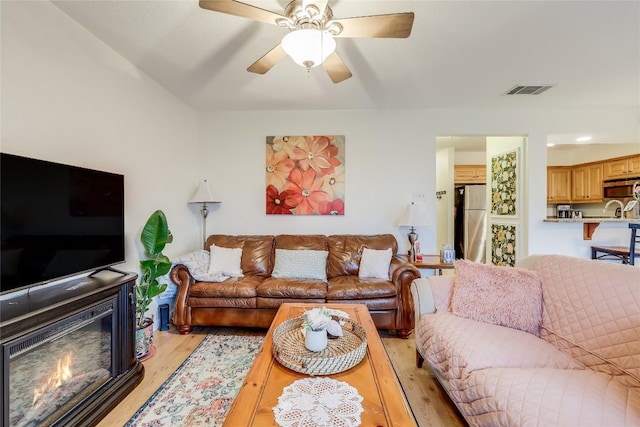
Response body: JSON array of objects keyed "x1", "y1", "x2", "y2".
[
  {"x1": 288, "y1": 136, "x2": 341, "y2": 176},
  {"x1": 319, "y1": 198, "x2": 344, "y2": 215},
  {"x1": 266, "y1": 185, "x2": 294, "y2": 214},
  {"x1": 283, "y1": 168, "x2": 331, "y2": 215}
]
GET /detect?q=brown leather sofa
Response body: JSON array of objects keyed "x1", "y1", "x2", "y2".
[{"x1": 171, "y1": 234, "x2": 421, "y2": 338}]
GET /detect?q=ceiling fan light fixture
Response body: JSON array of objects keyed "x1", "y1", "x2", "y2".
[{"x1": 282, "y1": 29, "x2": 336, "y2": 69}]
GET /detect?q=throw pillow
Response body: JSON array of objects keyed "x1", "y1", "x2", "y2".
[
  {"x1": 450, "y1": 259, "x2": 543, "y2": 335},
  {"x1": 358, "y1": 247, "x2": 392, "y2": 280},
  {"x1": 208, "y1": 244, "x2": 243, "y2": 277},
  {"x1": 271, "y1": 249, "x2": 328, "y2": 281}
]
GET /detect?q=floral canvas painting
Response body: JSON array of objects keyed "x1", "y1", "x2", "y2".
[
  {"x1": 490, "y1": 150, "x2": 518, "y2": 216},
  {"x1": 491, "y1": 224, "x2": 516, "y2": 266},
  {"x1": 266, "y1": 135, "x2": 345, "y2": 215}
]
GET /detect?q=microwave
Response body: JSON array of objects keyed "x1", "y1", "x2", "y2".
[{"x1": 603, "y1": 178, "x2": 639, "y2": 199}]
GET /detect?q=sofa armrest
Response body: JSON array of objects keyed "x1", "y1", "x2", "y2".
[
  {"x1": 515, "y1": 254, "x2": 545, "y2": 270},
  {"x1": 170, "y1": 264, "x2": 196, "y2": 327},
  {"x1": 389, "y1": 256, "x2": 421, "y2": 333},
  {"x1": 411, "y1": 278, "x2": 437, "y2": 318},
  {"x1": 411, "y1": 276, "x2": 456, "y2": 320}
]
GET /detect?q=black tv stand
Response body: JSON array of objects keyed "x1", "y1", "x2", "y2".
[{"x1": 90, "y1": 266, "x2": 130, "y2": 277}]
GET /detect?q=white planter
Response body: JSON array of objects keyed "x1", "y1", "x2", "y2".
[{"x1": 305, "y1": 329, "x2": 328, "y2": 352}]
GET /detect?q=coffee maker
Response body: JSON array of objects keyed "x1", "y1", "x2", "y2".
[{"x1": 557, "y1": 204, "x2": 571, "y2": 218}]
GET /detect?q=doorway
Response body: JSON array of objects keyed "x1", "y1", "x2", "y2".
[{"x1": 436, "y1": 135, "x2": 528, "y2": 266}]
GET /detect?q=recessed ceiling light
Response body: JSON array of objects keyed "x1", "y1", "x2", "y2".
[{"x1": 576, "y1": 136, "x2": 592, "y2": 142}]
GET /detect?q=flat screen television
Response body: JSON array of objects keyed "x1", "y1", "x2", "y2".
[{"x1": 1, "y1": 153, "x2": 125, "y2": 295}]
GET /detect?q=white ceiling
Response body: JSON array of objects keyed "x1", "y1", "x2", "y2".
[{"x1": 51, "y1": 0, "x2": 640, "y2": 116}]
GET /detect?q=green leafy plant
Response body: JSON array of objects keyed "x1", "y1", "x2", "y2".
[
  {"x1": 136, "y1": 210, "x2": 173, "y2": 328},
  {"x1": 302, "y1": 307, "x2": 343, "y2": 336}
]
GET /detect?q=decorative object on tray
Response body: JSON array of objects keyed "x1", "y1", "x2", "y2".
[
  {"x1": 304, "y1": 329, "x2": 328, "y2": 352},
  {"x1": 273, "y1": 377, "x2": 363, "y2": 427},
  {"x1": 272, "y1": 313, "x2": 367, "y2": 376},
  {"x1": 301, "y1": 306, "x2": 343, "y2": 351}
]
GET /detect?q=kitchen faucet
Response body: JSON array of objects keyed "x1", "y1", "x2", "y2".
[{"x1": 603, "y1": 199, "x2": 624, "y2": 218}]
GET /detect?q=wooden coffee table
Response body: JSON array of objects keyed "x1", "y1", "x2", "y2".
[{"x1": 223, "y1": 303, "x2": 417, "y2": 426}]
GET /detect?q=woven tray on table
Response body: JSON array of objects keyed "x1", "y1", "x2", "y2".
[{"x1": 272, "y1": 316, "x2": 368, "y2": 376}]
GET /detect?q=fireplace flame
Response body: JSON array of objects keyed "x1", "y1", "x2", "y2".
[{"x1": 33, "y1": 351, "x2": 73, "y2": 405}]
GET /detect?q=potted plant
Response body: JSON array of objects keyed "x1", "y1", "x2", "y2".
[
  {"x1": 301, "y1": 307, "x2": 343, "y2": 352},
  {"x1": 135, "y1": 209, "x2": 173, "y2": 359}
]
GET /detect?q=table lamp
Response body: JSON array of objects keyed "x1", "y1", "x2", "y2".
[{"x1": 397, "y1": 202, "x2": 429, "y2": 261}]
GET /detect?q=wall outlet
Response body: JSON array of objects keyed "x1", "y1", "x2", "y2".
[{"x1": 412, "y1": 191, "x2": 427, "y2": 201}]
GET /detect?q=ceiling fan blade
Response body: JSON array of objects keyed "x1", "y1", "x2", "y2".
[
  {"x1": 333, "y1": 12, "x2": 415, "y2": 38},
  {"x1": 199, "y1": 0, "x2": 285, "y2": 26},
  {"x1": 322, "y1": 52, "x2": 352, "y2": 84},
  {"x1": 247, "y1": 44, "x2": 287, "y2": 74}
]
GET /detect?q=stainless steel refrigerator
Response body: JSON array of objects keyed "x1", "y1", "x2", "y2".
[{"x1": 454, "y1": 184, "x2": 487, "y2": 263}]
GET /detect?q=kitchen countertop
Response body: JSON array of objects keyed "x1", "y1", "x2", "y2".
[
  {"x1": 544, "y1": 216, "x2": 637, "y2": 223},
  {"x1": 544, "y1": 216, "x2": 639, "y2": 240}
]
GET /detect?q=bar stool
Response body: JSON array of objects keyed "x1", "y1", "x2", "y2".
[
  {"x1": 591, "y1": 223, "x2": 640, "y2": 265},
  {"x1": 629, "y1": 223, "x2": 639, "y2": 266}
]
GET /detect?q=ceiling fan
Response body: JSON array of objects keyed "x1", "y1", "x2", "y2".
[{"x1": 199, "y1": 0, "x2": 414, "y2": 83}]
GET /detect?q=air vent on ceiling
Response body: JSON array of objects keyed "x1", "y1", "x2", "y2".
[{"x1": 504, "y1": 85, "x2": 555, "y2": 95}]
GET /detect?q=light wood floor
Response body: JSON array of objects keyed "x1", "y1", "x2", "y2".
[{"x1": 97, "y1": 326, "x2": 466, "y2": 427}]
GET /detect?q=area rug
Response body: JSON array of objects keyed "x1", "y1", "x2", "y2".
[{"x1": 125, "y1": 334, "x2": 264, "y2": 427}]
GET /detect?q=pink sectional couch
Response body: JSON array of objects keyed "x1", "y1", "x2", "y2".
[{"x1": 411, "y1": 255, "x2": 640, "y2": 426}]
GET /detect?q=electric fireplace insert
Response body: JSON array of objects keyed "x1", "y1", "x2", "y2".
[{"x1": 1, "y1": 271, "x2": 143, "y2": 426}]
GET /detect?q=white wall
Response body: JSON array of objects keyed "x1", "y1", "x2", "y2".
[
  {"x1": 1, "y1": 1, "x2": 200, "y2": 274},
  {"x1": 197, "y1": 110, "x2": 435, "y2": 255},
  {"x1": 199, "y1": 108, "x2": 638, "y2": 259},
  {"x1": 435, "y1": 148, "x2": 455, "y2": 250},
  {"x1": 454, "y1": 150, "x2": 487, "y2": 165}
]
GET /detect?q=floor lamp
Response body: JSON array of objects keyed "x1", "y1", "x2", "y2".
[
  {"x1": 397, "y1": 202, "x2": 429, "y2": 261},
  {"x1": 189, "y1": 180, "x2": 220, "y2": 249}
]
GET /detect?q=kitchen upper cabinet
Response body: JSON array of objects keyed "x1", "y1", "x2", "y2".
[
  {"x1": 454, "y1": 165, "x2": 486, "y2": 184},
  {"x1": 572, "y1": 163, "x2": 603, "y2": 203},
  {"x1": 603, "y1": 155, "x2": 640, "y2": 180},
  {"x1": 547, "y1": 167, "x2": 572, "y2": 203}
]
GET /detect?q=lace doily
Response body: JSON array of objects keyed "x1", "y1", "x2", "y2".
[{"x1": 273, "y1": 377, "x2": 363, "y2": 427}]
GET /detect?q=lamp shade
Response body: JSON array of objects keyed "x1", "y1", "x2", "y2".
[
  {"x1": 189, "y1": 180, "x2": 220, "y2": 204},
  {"x1": 282, "y1": 29, "x2": 336, "y2": 69},
  {"x1": 396, "y1": 203, "x2": 429, "y2": 227}
]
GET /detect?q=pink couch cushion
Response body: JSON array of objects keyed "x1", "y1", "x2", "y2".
[
  {"x1": 416, "y1": 312, "x2": 579, "y2": 382},
  {"x1": 451, "y1": 260, "x2": 543, "y2": 335},
  {"x1": 529, "y1": 255, "x2": 640, "y2": 386},
  {"x1": 454, "y1": 367, "x2": 640, "y2": 426}
]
